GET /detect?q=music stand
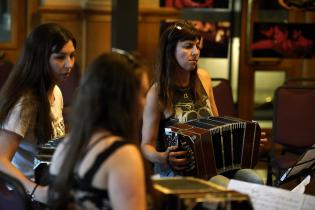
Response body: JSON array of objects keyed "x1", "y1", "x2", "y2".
[{"x1": 278, "y1": 144, "x2": 315, "y2": 186}]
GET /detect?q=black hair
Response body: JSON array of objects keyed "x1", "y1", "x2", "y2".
[
  {"x1": 0, "y1": 23, "x2": 76, "y2": 143},
  {"x1": 48, "y1": 52, "x2": 143, "y2": 209}
]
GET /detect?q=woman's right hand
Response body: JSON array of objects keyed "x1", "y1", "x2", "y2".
[{"x1": 165, "y1": 146, "x2": 189, "y2": 171}]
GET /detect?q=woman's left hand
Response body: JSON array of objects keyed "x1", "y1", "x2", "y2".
[
  {"x1": 260, "y1": 131, "x2": 269, "y2": 148},
  {"x1": 259, "y1": 131, "x2": 270, "y2": 157}
]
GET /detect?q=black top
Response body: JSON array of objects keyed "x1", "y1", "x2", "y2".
[
  {"x1": 71, "y1": 140, "x2": 129, "y2": 210},
  {"x1": 155, "y1": 83, "x2": 213, "y2": 176}
]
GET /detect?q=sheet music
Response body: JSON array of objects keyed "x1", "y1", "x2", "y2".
[
  {"x1": 292, "y1": 175, "x2": 311, "y2": 193},
  {"x1": 228, "y1": 179, "x2": 310, "y2": 210},
  {"x1": 301, "y1": 194, "x2": 315, "y2": 210}
]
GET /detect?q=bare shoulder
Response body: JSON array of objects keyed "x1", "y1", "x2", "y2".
[
  {"x1": 105, "y1": 143, "x2": 144, "y2": 179},
  {"x1": 110, "y1": 143, "x2": 142, "y2": 163},
  {"x1": 145, "y1": 83, "x2": 161, "y2": 111},
  {"x1": 54, "y1": 85, "x2": 62, "y2": 94},
  {"x1": 107, "y1": 142, "x2": 144, "y2": 172},
  {"x1": 197, "y1": 68, "x2": 212, "y2": 80},
  {"x1": 146, "y1": 83, "x2": 159, "y2": 100},
  {"x1": 89, "y1": 139, "x2": 142, "y2": 169},
  {"x1": 197, "y1": 68, "x2": 212, "y2": 89},
  {"x1": 106, "y1": 142, "x2": 146, "y2": 210}
]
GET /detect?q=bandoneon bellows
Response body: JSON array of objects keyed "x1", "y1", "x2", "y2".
[{"x1": 164, "y1": 116, "x2": 261, "y2": 180}]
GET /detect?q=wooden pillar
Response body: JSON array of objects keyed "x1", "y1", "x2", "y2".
[
  {"x1": 111, "y1": 0, "x2": 138, "y2": 51},
  {"x1": 238, "y1": 0, "x2": 254, "y2": 120}
]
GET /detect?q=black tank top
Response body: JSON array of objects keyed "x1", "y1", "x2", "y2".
[
  {"x1": 71, "y1": 140, "x2": 129, "y2": 210},
  {"x1": 157, "y1": 82, "x2": 213, "y2": 152}
]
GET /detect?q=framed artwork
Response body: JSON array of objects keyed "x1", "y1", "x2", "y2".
[
  {"x1": 278, "y1": 0, "x2": 315, "y2": 10},
  {"x1": 251, "y1": 23, "x2": 315, "y2": 59},
  {"x1": 160, "y1": 0, "x2": 229, "y2": 9},
  {"x1": 252, "y1": 0, "x2": 315, "y2": 10},
  {"x1": 160, "y1": 20, "x2": 230, "y2": 58}
]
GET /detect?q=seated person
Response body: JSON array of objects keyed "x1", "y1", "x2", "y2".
[
  {"x1": 0, "y1": 23, "x2": 76, "y2": 204},
  {"x1": 48, "y1": 51, "x2": 148, "y2": 210},
  {"x1": 141, "y1": 20, "x2": 264, "y2": 187}
]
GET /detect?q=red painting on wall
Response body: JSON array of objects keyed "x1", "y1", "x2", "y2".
[
  {"x1": 160, "y1": 20, "x2": 230, "y2": 58},
  {"x1": 160, "y1": 0, "x2": 229, "y2": 8},
  {"x1": 251, "y1": 23, "x2": 315, "y2": 58}
]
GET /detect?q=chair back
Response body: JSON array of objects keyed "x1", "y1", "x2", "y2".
[
  {"x1": 0, "y1": 171, "x2": 32, "y2": 210},
  {"x1": 212, "y1": 78, "x2": 238, "y2": 117},
  {"x1": 285, "y1": 77, "x2": 315, "y2": 87},
  {"x1": 272, "y1": 85, "x2": 315, "y2": 148}
]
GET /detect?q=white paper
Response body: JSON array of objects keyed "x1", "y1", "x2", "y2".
[
  {"x1": 227, "y1": 179, "x2": 314, "y2": 210},
  {"x1": 301, "y1": 194, "x2": 315, "y2": 210},
  {"x1": 292, "y1": 175, "x2": 311, "y2": 193}
]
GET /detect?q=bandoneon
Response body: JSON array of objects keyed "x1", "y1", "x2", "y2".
[
  {"x1": 164, "y1": 116, "x2": 261, "y2": 180},
  {"x1": 34, "y1": 137, "x2": 63, "y2": 185}
]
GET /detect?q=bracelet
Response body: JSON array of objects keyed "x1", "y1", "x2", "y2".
[{"x1": 28, "y1": 184, "x2": 39, "y2": 201}]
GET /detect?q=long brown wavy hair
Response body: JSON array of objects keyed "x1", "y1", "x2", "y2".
[
  {"x1": 48, "y1": 52, "x2": 147, "y2": 209},
  {"x1": 155, "y1": 20, "x2": 203, "y2": 110}
]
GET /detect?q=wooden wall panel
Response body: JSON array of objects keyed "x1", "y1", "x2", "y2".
[
  {"x1": 0, "y1": 0, "x2": 27, "y2": 64},
  {"x1": 38, "y1": 5, "x2": 179, "y2": 73},
  {"x1": 138, "y1": 8, "x2": 180, "y2": 68},
  {"x1": 6, "y1": 1, "x2": 315, "y2": 122},
  {"x1": 238, "y1": 0, "x2": 253, "y2": 120},
  {"x1": 85, "y1": 13, "x2": 111, "y2": 66},
  {"x1": 304, "y1": 12, "x2": 315, "y2": 78}
]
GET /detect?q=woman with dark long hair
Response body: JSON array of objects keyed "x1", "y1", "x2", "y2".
[
  {"x1": 0, "y1": 23, "x2": 76, "y2": 203},
  {"x1": 49, "y1": 51, "x2": 148, "y2": 210},
  {"x1": 142, "y1": 20, "x2": 218, "y2": 177},
  {"x1": 141, "y1": 20, "x2": 263, "y2": 187}
]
